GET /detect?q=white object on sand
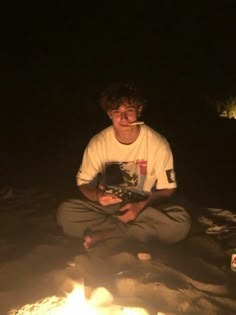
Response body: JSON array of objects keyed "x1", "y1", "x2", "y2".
[{"x1": 137, "y1": 252, "x2": 152, "y2": 261}]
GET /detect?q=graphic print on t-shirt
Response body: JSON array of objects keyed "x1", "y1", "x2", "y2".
[
  {"x1": 103, "y1": 160, "x2": 149, "y2": 203},
  {"x1": 104, "y1": 160, "x2": 147, "y2": 192}
]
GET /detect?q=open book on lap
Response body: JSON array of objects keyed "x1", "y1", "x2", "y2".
[
  {"x1": 105, "y1": 186, "x2": 149, "y2": 203},
  {"x1": 103, "y1": 161, "x2": 150, "y2": 204}
]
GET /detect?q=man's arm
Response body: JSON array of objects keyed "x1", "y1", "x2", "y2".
[
  {"x1": 117, "y1": 188, "x2": 176, "y2": 223},
  {"x1": 78, "y1": 184, "x2": 122, "y2": 205},
  {"x1": 78, "y1": 184, "x2": 99, "y2": 202},
  {"x1": 145, "y1": 188, "x2": 176, "y2": 206}
]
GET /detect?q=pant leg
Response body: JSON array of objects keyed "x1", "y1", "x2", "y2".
[
  {"x1": 57, "y1": 198, "x2": 125, "y2": 238},
  {"x1": 57, "y1": 197, "x2": 191, "y2": 244},
  {"x1": 125, "y1": 204, "x2": 191, "y2": 244}
]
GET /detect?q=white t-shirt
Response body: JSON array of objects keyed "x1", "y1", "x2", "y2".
[{"x1": 77, "y1": 124, "x2": 177, "y2": 193}]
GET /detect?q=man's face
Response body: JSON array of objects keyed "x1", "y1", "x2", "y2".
[{"x1": 108, "y1": 103, "x2": 142, "y2": 130}]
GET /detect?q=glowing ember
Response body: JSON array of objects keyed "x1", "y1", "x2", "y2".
[{"x1": 8, "y1": 283, "x2": 149, "y2": 315}]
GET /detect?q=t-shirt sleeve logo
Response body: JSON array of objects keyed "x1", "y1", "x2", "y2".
[{"x1": 166, "y1": 169, "x2": 176, "y2": 183}]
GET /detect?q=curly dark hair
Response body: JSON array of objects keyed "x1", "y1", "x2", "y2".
[{"x1": 100, "y1": 82, "x2": 146, "y2": 112}]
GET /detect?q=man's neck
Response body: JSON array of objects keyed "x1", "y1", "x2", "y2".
[{"x1": 113, "y1": 126, "x2": 140, "y2": 144}]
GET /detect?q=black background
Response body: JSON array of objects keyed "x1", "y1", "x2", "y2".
[{"x1": 1, "y1": 1, "x2": 235, "y2": 209}]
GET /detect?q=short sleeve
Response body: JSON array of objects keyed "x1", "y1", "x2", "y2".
[
  {"x1": 76, "y1": 140, "x2": 103, "y2": 186},
  {"x1": 154, "y1": 144, "x2": 177, "y2": 190}
]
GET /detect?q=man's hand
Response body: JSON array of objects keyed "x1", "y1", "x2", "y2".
[
  {"x1": 116, "y1": 202, "x2": 144, "y2": 223},
  {"x1": 97, "y1": 184, "x2": 122, "y2": 206},
  {"x1": 79, "y1": 183, "x2": 122, "y2": 205}
]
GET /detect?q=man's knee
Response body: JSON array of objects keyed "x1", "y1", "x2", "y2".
[
  {"x1": 159, "y1": 205, "x2": 191, "y2": 243},
  {"x1": 56, "y1": 200, "x2": 84, "y2": 238},
  {"x1": 127, "y1": 206, "x2": 191, "y2": 245},
  {"x1": 57, "y1": 201, "x2": 68, "y2": 226},
  {"x1": 161, "y1": 218, "x2": 191, "y2": 244}
]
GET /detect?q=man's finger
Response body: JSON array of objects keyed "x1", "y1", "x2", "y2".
[
  {"x1": 120, "y1": 204, "x2": 131, "y2": 211},
  {"x1": 98, "y1": 184, "x2": 105, "y2": 190}
]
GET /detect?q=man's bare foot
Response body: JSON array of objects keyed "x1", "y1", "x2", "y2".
[{"x1": 83, "y1": 229, "x2": 113, "y2": 249}]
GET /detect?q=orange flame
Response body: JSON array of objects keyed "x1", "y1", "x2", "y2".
[{"x1": 8, "y1": 283, "x2": 150, "y2": 315}]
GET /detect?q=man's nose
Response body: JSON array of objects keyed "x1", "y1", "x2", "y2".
[{"x1": 120, "y1": 112, "x2": 128, "y2": 120}]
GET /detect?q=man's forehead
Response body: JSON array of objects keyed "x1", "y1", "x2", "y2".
[{"x1": 111, "y1": 104, "x2": 136, "y2": 110}]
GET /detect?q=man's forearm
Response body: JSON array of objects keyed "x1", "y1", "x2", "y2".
[
  {"x1": 143, "y1": 188, "x2": 176, "y2": 208},
  {"x1": 79, "y1": 185, "x2": 176, "y2": 207},
  {"x1": 78, "y1": 184, "x2": 99, "y2": 202}
]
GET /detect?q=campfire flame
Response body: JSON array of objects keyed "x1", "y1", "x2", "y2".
[{"x1": 8, "y1": 283, "x2": 149, "y2": 315}]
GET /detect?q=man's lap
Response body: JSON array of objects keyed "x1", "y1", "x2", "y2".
[{"x1": 57, "y1": 197, "x2": 191, "y2": 243}]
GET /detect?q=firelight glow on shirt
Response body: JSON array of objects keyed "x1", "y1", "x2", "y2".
[{"x1": 77, "y1": 124, "x2": 177, "y2": 193}]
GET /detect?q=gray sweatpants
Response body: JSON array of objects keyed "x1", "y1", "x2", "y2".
[{"x1": 57, "y1": 197, "x2": 191, "y2": 244}]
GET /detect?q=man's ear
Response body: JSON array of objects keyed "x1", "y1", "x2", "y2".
[{"x1": 107, "y1": 111, "x2": 112, "y2": 119}]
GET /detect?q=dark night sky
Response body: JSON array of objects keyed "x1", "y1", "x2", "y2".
[
  {"x1": 1, "y1": 1, "x2": 236, "y2": 204},
  {"x1": 2, "y1": 1, "x2": 236, "y2": 116},
  {"x1": 1, "y1": 1, "x2": 235, "y2": 112}
]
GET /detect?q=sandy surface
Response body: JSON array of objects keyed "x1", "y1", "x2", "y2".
[{"x1": 0, "y1": 186, "x2": 236, "y2": 315}]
